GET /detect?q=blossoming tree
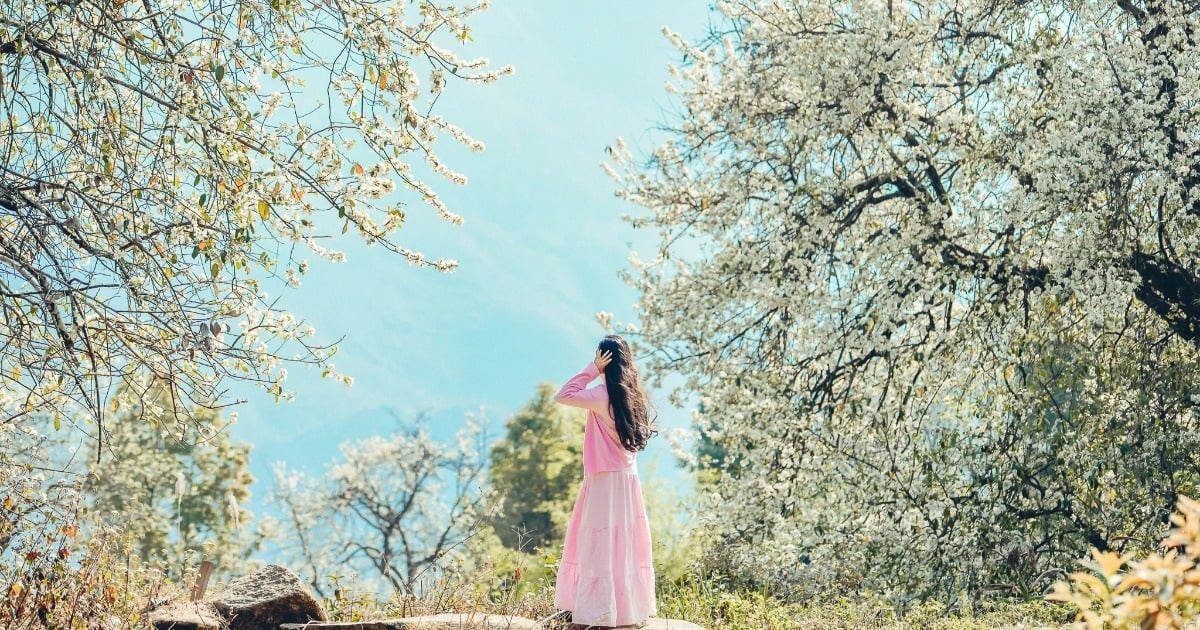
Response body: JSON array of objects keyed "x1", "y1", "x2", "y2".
[
  {"x1": 612, "y1": 0, "x2": 1200, "y2": 602},
  {"x1": 268, "y1": 413, "x2": 491, "y2": 596},
  {"x1": 0, "y1": 0, "x2": 510, "y2": 450}
]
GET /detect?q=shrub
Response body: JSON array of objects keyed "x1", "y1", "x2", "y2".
[{"x1": 1050, "y1": 496, "x2": 1200, "y2": 628}]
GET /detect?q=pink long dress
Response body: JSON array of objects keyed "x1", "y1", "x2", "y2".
[{"x1": 553, "y1": 363, "x2": 656, "y2": 627}]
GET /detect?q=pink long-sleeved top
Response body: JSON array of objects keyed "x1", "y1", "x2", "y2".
[{"x1": 554, "y1": 363, "x2": 637, "y2": 474}]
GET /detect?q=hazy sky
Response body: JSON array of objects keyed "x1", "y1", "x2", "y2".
[{"x1": 229, "y1": 3, "x2": 715, "y2": 505}]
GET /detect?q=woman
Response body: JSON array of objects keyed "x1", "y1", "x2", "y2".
[{"x1": 553, "y1": 334, "x2": 657, "y2": 628}]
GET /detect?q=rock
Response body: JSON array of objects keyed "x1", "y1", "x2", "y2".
[
  {"x1": 567, "y1": 619, "x2": 705, "y2": 630},
  {"x1": 278, "y1": 616, "x2": 704, "y2": 630},
  {"x1": 639, "y1": 619, "x2": 705, "y2": 630},
  {"x1": 147, "y1": 601, "x2": 222, "y2": 630},
  {"x1": 210, "y1": 564, "x2": 328, "y2": 629},
  {"x1": 280, "y1": 614, "x2": 538, "y2": 629}
]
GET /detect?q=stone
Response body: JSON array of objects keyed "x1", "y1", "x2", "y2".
[
  {"x1": 279, "y1": 614, "x2": 535, "y2": 628},
  {"x1": 277, "y1": 616, "x2": 705, "y2": 630},
  {"x1": 279, "y1": 614, "x2": 538, "y2": 629},
  {"x1": 567, "y1": 619, "x2": 706, "y2": 630},
  {"x1": 147, "y1": 601, "x2": 222, "y2": 630},
  {"x1": 638, "y1": 619, "x2": 705, "y2": 630},
  {"x1": 210, "y1": 564, "x2": 328, "y2": 629}
]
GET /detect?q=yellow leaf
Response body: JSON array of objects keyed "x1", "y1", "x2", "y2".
[
  {"x1": 352, "y1": 163, "x2": 365, "y2": 176},
  {"x1": 342, "y1": 220, "x2": 350, "y2": 234},
  {"x1": 1092, "y1": 549, "x2": 1131, "y2": 577},
  {"x1": 8, "y1": 582, "x2": 20, "y2": 598},
  {"x1": 378, "y1": 71, "x2": 387, "y2": 89},
  {"x1": 198, "y1": 239, "x2": 213, "y2": 252},
  {"x1": 1116, "y1": 573, "x2": 1155, "y2": 593},
  {"x1": 163, "y1": 267, "x2": 175, "y2": 279},
  {"x1": 258, "y1": 200, "x2": 271, "y2": 220},
  {"x1": 1070, "y1": 572, "x2": 1109, "y2": 599},
  {"x1": 61, "y1": 524, "x2": 78, "y2": 538},
  {"x1": 10, "y1": 366, "x2": 18, "y2": 380},
  {"x1": 1003, "y1": 364, "x2": 1014, "y2": 381},
  {"x1": 3, "y1": 496, "x2": 12, "y2": 510}
]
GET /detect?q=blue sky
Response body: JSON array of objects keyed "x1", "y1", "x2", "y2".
[{"x1": 229, "y1": 3, "x2": 714, "y2": 511}]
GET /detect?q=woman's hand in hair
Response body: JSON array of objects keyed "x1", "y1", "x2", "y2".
[{"x1": 594, "y1": 349, "x2": 613, "y2": 373}]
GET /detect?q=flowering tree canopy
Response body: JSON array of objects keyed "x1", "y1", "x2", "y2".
[
  {"x1": 613, "y1": 0, "x2": 1200, "y2": 601},
  {"x1": 0, "y1": 0, "x2": 510, "y2": 446}
]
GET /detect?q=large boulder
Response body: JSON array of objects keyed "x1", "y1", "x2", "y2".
[{"x1": 210, "y1": 564, "x2": 328, "y2": 629}]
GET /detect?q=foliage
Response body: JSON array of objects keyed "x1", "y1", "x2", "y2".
[
  {"x1": 487, "y1": 383, "x2": 583, "y2": 552},
  {"x1": 0, "y1": 0, "x2": 511, "y2": 438},
  {"x1": 611, "y1": 0, "x2": 1200, "y2": 603},
  {"x1": 0, "y1": 461, "x2": 182, "y2": 629},
  {"x1": 656, "y1": 575, "x2": 1069, "y2": 630},
  {"x1": 269, "y1": 412, "x2": 494, "y2": 597},
  {"x1": 637, "y1": 457, "x2": 704, "y2": 585},
  {"x1": 1050, "y1": 495, "x2": 1200, "y2": 629},
  {"x1": 84, "y1": 383, "x2": 259, "y2": 581}
]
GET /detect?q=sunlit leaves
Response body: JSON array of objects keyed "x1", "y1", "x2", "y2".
[{"x1": 1051, "y1": 497, "x2": 1200, "y2": 628}]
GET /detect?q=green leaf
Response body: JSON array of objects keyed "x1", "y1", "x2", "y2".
[
  {"x1": 53, "y1": 416, "x2": 61, "y2": 431},
  {"x1": 199, "y1": 193, "x2": 207, "y2": 207},
  {"x1": 210, "y1": 262, "x2": 220, "y2": 278}
]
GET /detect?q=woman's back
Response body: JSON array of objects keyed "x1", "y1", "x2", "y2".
[{"x1": 553, "y1": 362, "x2": 637, "y2": 474}]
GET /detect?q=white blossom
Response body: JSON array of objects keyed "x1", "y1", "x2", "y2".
[{"x1": 620, "y1": 0, "x2": 1200, "y2": 604}]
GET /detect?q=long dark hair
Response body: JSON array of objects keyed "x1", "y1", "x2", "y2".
[{"x1": 599, "y1": 334, "x2": 657, "y2": 452}]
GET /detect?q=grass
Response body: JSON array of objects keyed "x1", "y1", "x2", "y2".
[
  {"x1": 313, "y1": 562, "x2": 1075, "y2": 630},
  {"x1": 653, "y1": 585, "x2": 1072, "y2": 629}
]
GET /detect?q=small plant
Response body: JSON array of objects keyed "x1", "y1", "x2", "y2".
[
  {"x1": 1050, "y1": 495, "x2": 1200, "y2": 628},
  {"x1": 1, "y1": 483, "x2": 180, "y2": 628},
  {"x1": 321, "y1": 572, "x2": 387, "y2": 622}
]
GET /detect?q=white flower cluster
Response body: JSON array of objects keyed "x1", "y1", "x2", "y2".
[
  {"x1": 268, "y1": 413, "x2": 492, "y2": 594},
  {"x1": 619, "y1": 0, "x2": 1200, "y2": 604}
]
